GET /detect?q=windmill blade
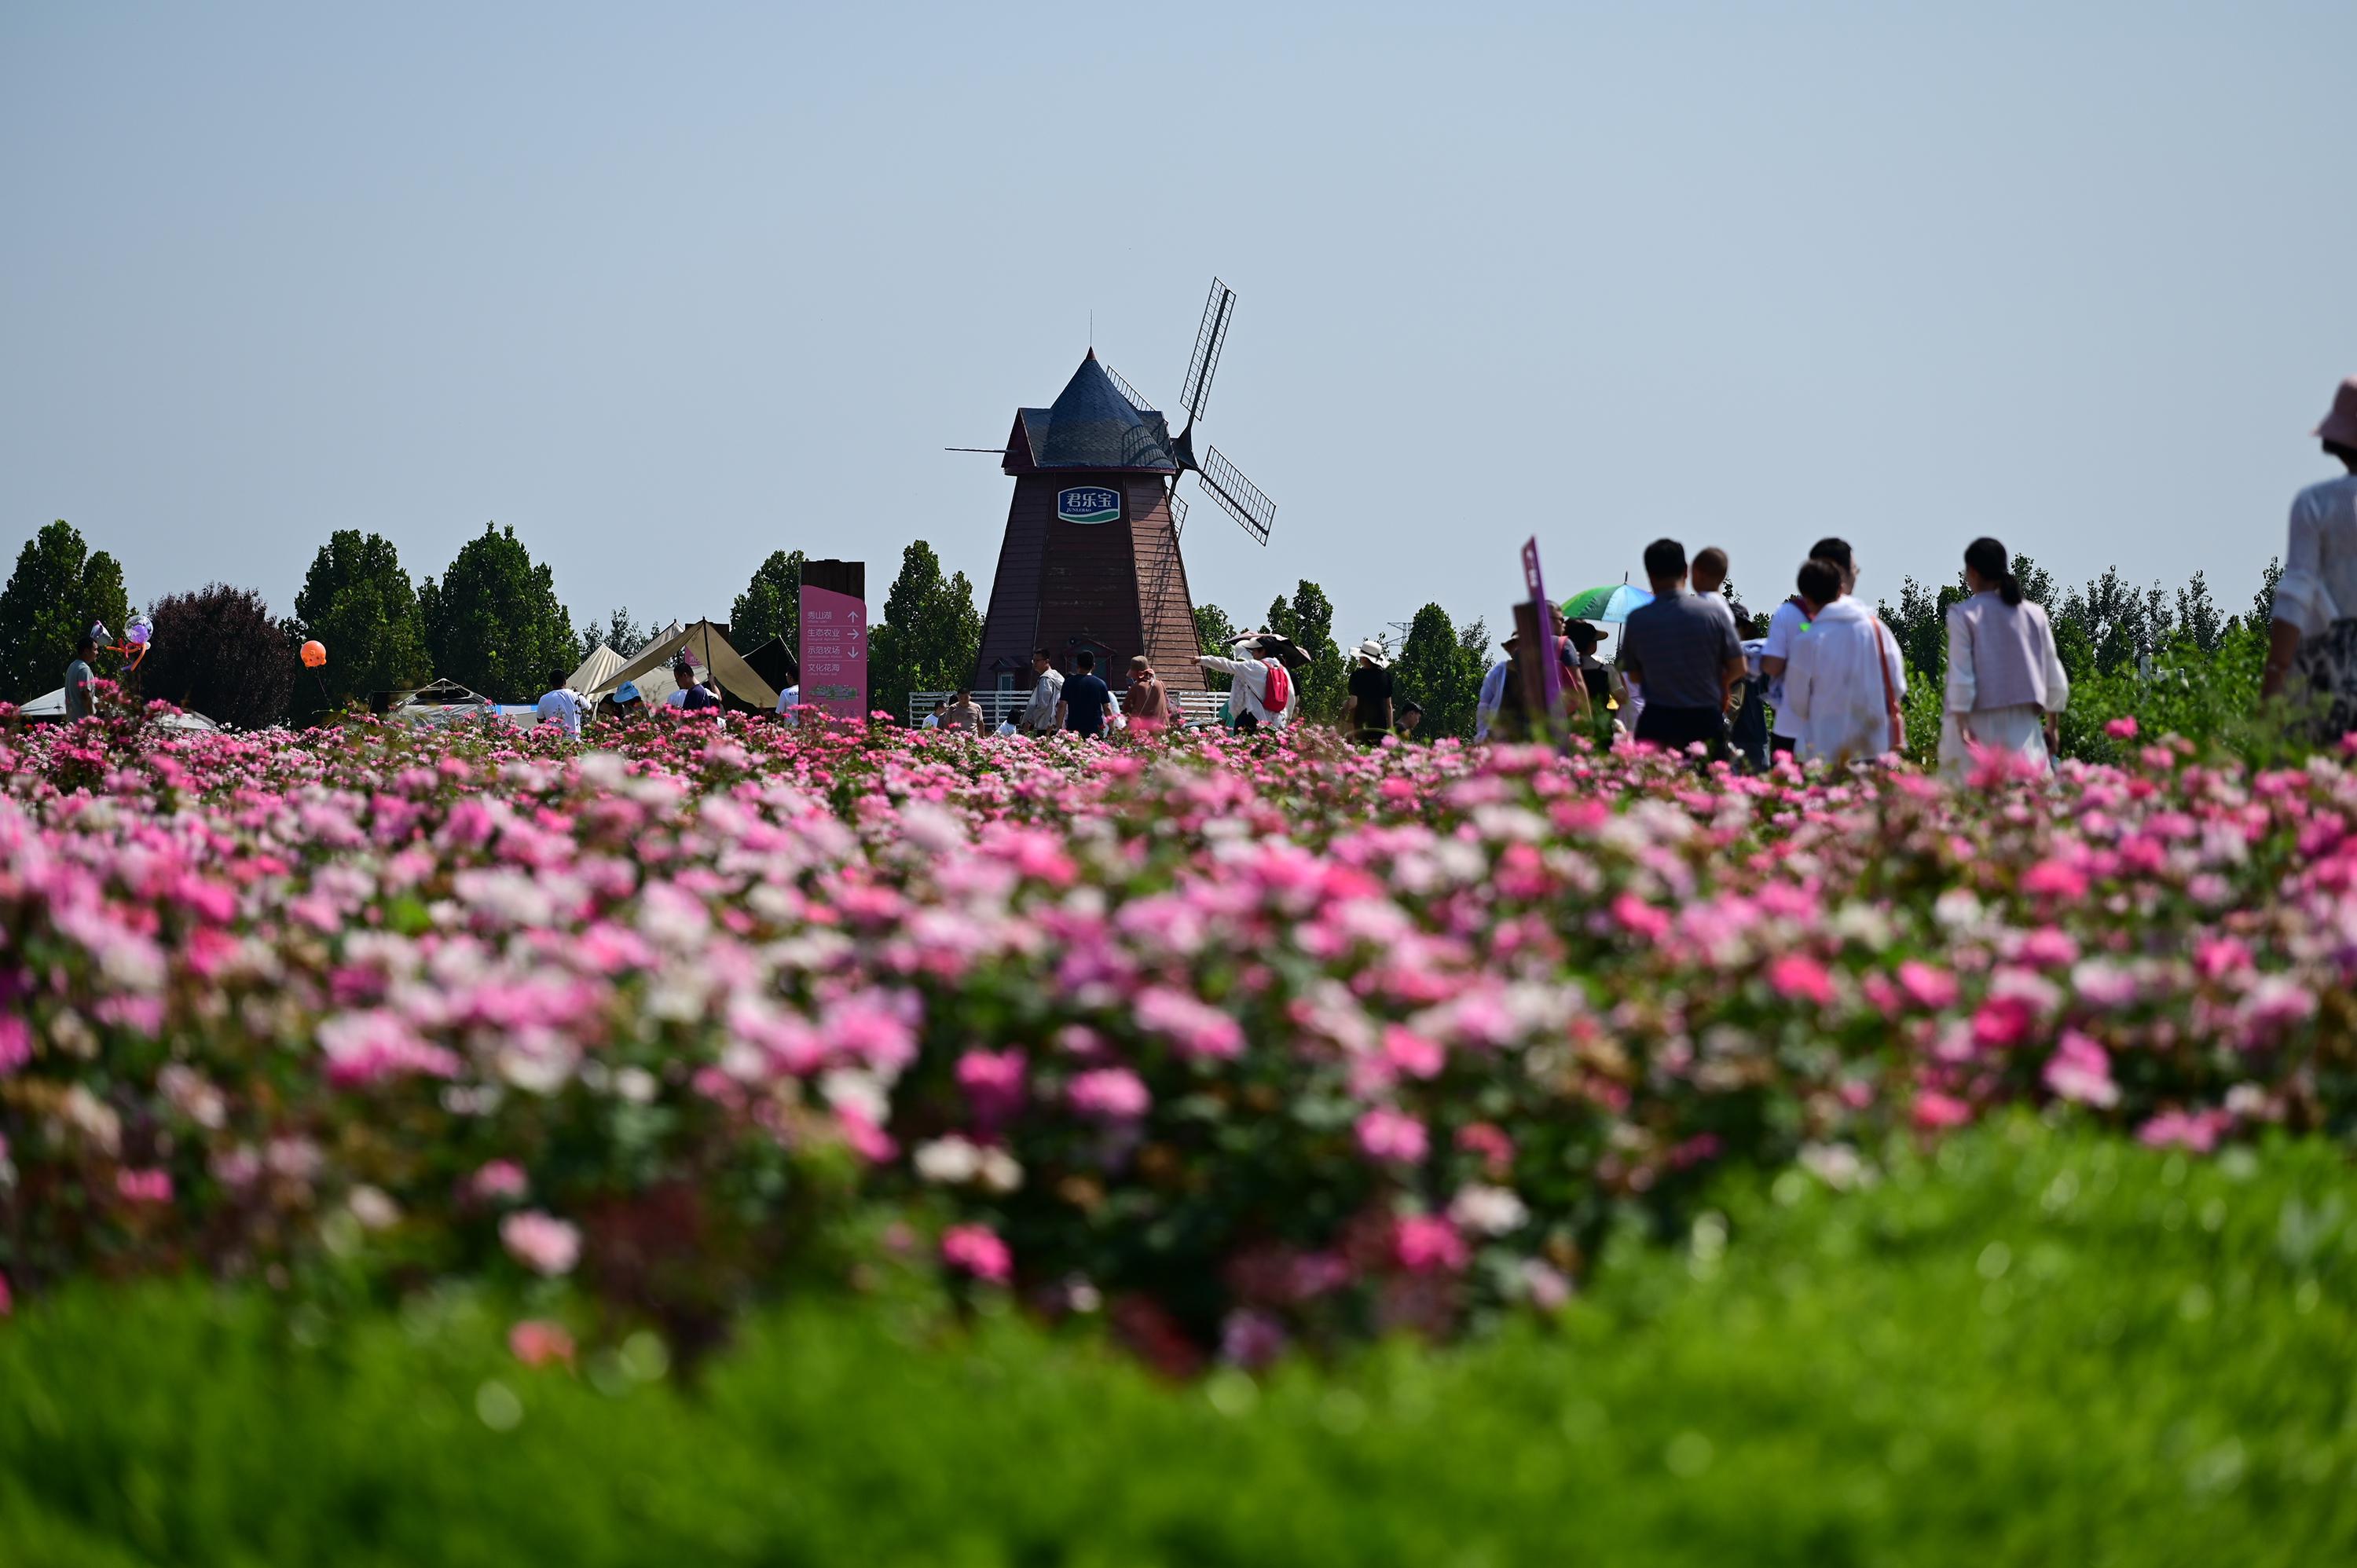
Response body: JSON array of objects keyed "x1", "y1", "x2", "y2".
[
  {"x1": 1199, "y1": 445, "x2": 1274, "y2": 546},
  {"x1": 1168, "y1": 489, "x2": 1188, "y2": 540},
  {"x1": 1099, "y1": 361, "x2": 1157, "y2": 414},
  {"x1": 1177, "y1": 277, "x2": 1236, "y2": 425}
]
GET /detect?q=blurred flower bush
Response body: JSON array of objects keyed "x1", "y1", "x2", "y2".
[{"x1": 2, "y1": 698, "x2": 2353, "y2": 1365}]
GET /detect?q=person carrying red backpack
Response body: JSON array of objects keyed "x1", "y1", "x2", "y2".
[{"x1": 1197, "y1": 632, "x2": 1296, "y2": 732}]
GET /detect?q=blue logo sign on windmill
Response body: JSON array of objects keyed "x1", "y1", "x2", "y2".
[{"x1": 1056, "y1": 485, "x2": 1123, "y2": 525}]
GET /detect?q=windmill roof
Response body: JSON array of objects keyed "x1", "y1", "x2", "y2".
[{"x1": 1011, "y1": 352, "x2": 1178, "y2": 472}]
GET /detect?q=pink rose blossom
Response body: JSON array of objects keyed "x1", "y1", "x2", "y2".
[
  {"x1": 471, "y1": 1160, "x2": 529, "y2": 1201},
  {"x1": 2138, "y1": 1108, "x2": 2231, "y2": 1153},
  {"x1": 508, "y1": 1318, "x2": 577, "y2": 1368},
  {"x1": 1395, "y1": 1214, "x2": 1469, "y2": 1273},
  {"x1": 115, "y1": 1167, "x2": 173, "y2": 1203},
  {"x1": 2042, "y1": 1031, "x2": 2120, "y2": 1108},
  {"x1": 1767, "y1": 954, "x2": 1835, "y2": 1006},
  {"x1": 1456, "y1": 1122, "x2": 1515, "y2": 1177},
  {"x1": 1912, "y1": 1090, "x2": 1974, "y2": 1130},
  {"x1": 1897, "y1": 960, "x2": 1959, "y2": 1010},
  {"x1": 500, "y1": 1210, "x2": 582, "y2": 1277},
  {"x1": 956, "y1": 1048, "x2": 1028, "y2": 1125},
  {"x1": 941, "y1": 1223, "x2": 1012, "y2": 1284},
  {"x1": 1380, "y1": 1024, "x2": 1446, "y2": 1079},
  {"x1": 1135, "y1": 987, "x2": 1245, "y2": 1061},
  {"x1": 1355, "y1": 1107, "x2": 1429, "y2": 1165},
  {"x1": 1068, "y1": 1067, "x2": 1151, "y2": 1120}
]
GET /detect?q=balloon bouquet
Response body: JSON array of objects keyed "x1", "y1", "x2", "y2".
[{"x1": 90, "y1": 614, "x2": 156, "y2": 672}]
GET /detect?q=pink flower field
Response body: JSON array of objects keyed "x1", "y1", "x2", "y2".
[{"x1": 2, "y1": 704, "x2": 2350, "y2": 1368}]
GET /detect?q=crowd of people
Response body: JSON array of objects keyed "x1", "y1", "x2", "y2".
[{"x1": 49, "y1": 379, "x2": 2357, "y2": 774}]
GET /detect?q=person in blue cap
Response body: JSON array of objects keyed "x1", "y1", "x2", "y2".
[{"x1": 603, "y1": 680, "x2": 647, "y2": 724}]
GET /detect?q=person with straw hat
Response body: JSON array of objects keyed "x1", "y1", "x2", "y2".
[
  {"x1": 1343, "y1": 638, "x2": 1396, "y2": 743},
  {"x1": 1121, "y1": 654, "x2": 1170, "y2": 735},
  {"x1": 2261, "y1": 377, "x2": 2357, "y2": 735}
]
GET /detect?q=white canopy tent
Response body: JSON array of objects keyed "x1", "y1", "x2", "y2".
[
  {"x1": 16, "y1": 687, "x2": 220, "y2": 731},
  {"x1": 566, "y1": 643, "x2": 628, "y2": 695},
  {"x1": 593, "y1": 621, "x2": 778, "y2": 710}
]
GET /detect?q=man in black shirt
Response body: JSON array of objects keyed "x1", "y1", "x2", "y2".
[
  {"x1": 1055, "y1": 649, "x2": 1113, "y2": 738},
  {"x1": 1343, "y1": 639, "x2": 1395, "y2": 742}
]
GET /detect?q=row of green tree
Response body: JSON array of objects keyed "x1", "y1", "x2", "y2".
[
  {"x1": 0, "y1": 521, "x2": 990, "y2": 729},
  {"x1": 1873, "y1": 553, "x2": 2283, "y2": 764},
  {"x1": 5, "y1": 513, "x2": 2284, "y2": 749},
  {"x1": 1189, "y1": 590, "x2": 1497, "y2": 738}
]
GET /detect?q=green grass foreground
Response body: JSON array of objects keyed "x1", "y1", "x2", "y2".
[{"x1": 5, "y1": 1120, "x2": 2353, "y2": 1567}]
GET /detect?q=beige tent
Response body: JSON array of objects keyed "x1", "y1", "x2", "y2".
[
  {"x1": 566, "y1": 643, "x2": 628, "y2": 695},
  {"x1": 594, "y1": 621, "x2": 779, "y2": 710}
]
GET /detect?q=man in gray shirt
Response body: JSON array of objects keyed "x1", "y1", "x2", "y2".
[
  {"x1": 63, "y1": 631, "x2": 99, "y2": 720},
  {"x1": 1019, "y1": 648, "x2": 1065, "y2": 735},
  {"x1": 1619, "y1": 538, "x2": 1745, "y2": 760}
]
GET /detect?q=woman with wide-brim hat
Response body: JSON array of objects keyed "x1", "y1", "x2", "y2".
[{"x1": 1343, "y1": 638, "x2": 1395, "y2": 742}]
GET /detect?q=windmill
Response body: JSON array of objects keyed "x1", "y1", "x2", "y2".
[{"x1": 964, "y1": 277, "x2": 1279, "y2": 702}]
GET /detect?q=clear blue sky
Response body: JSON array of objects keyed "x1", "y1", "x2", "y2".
[{"x1": 5, "y1": 2, "x2": 2352, "y2": 650}]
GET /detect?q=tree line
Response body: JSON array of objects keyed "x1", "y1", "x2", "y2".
[
  {"x1": 0, "y1": 521, "x2": 983, "y2": 729},
  {"x1": 2, "y1": 516, "x2": 2282, "y2": 750}
]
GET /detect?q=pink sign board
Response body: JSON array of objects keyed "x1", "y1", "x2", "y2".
[{"x1": 799, "y1": 585, "x2": 868, "y2": 720}]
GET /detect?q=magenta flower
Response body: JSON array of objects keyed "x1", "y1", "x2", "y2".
[
  {"x1": 941, "y1": 1223, "x2": 1013, "y2": 1284},
  {"x1": 1355, "y1": 1107, "x2": 1429, "y2": 1165},
  {"x1": 1766, "y1": 954, "x2": 1835, "y2": 1006},
  {"x1": 1897, "y1": 960, "x2": 1959, "y2": 1010},
  {"x1": 1395, "y1": 1215, "x2": 1469, "y2": 1274},
  {"x1": 1068, "y1": 1067, "x2": 1151, "y2": 1120},
  {"x1": 956, "y1": 1048, "x2": 1028, "y2": 1126},
  {"x1": 1911, "y1": 1090, "x2": 1974, "y2": 1130},
  {"x1": 1380, "y1": 1025, "x2": 1446, "y2": 1080},
  {"x1": 115, "y1": 1167, "x2": 174, "y2": 1204}
]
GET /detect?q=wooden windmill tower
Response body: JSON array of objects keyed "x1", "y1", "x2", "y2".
[{"x1": 967, "y1": 278, "x2": 1278, "y2": 699}]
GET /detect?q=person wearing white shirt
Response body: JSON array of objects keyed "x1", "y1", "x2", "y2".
[
  {"x1": 1781, "y1": 559, "x2": 1906, "y2": 765},
  {"x1": 2262, "y1": 377, "x2": 2357, "y2": 733},
  {"x1": 775, "y1": 682, "x2": 801, "y2": 727},
  {"x1": 533, "y1": 669, "x2": 584, "y2": 741},
  {"x1": 1197, "y1": 633, "x2": 1295, "y2": 731},
  {"x1": 1760, "y1": 536, "x2": 1860, "y2": 759},
  {"x1": 1942, "y1": 536, "x2": 2069, "y2": 779},
  {"x1": 1018, "y1": 650, "x2": 1065, "y2": 735}
]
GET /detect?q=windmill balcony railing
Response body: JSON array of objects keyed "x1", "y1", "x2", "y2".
[{"x1": 907, "y1": 690, "x2": 1230, "y2": 729}]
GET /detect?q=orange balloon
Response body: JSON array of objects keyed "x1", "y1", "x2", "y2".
[{"x1": 300, "y1": 640, "x2": 327, "y2": 669}]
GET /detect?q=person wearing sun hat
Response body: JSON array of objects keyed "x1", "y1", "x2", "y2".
[
  {"x1": 1121, "y1": 654, "x2": 1170, "y2": 734},
  {"x1": 1343, "y1": 637, "x2": 1396, "y2": 742},
  {"x1": 2261, "y1": 378, "x2": 2357, "y2": 735},
  {"x1": 603, "y1": 680, "x2": 647, "y2": 724}
]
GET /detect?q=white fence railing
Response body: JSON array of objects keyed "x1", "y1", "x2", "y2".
[{"x1": 908, "y1": 689, "x2": 1229, "y2": 729}]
